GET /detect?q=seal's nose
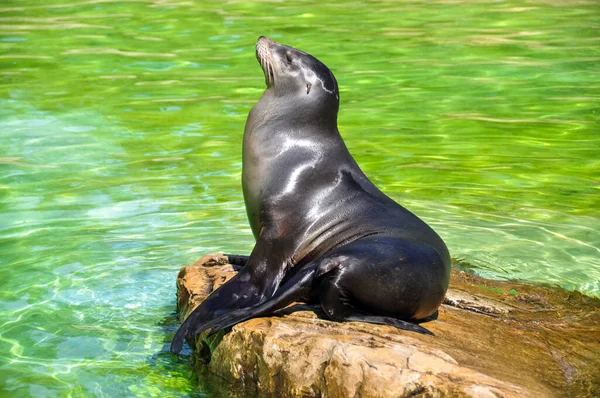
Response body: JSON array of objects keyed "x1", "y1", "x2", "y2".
[
  {"x1": 257, "y1": 36, "x2": 268, "y2": 46},
  {"x1": 256, "y1": 36, "x2": 274, "y2": 57},
  {"x1": 257, "y1": 36, "x2": 276, "y2": 47}
]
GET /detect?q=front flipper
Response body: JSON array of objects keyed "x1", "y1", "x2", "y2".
[
  {"x1": 170, "y1": 271, "x2": 261, "y2": 354},
  {"x1": 171, "y1": 229, "x2": 293, "y2": 354},
  {"x1": 194, "y1": 263, "x2": 319, "y2": 338}
]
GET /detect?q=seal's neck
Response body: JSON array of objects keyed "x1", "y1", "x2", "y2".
[{"x1": 249, "y1": 91, "x2": 339, "y2": 134}]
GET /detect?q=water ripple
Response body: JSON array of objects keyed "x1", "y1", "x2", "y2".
[{"x1": 0, "y1": 0, "x2": 599, "y2": 396}]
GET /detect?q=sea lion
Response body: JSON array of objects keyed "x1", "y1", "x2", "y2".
[{"x1": 170, "y1": 36, "x2": 451, "y2": 354}]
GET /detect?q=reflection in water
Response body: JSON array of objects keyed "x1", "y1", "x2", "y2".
[{"x1": 0, "y1": 0, "x2": 599, "y2": 395}]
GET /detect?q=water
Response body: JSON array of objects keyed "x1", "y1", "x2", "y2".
[{"x1": 1, "y1": 0, "x2": 599, "y2": 395}]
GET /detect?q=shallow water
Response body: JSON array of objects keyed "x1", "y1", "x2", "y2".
[{"x1": 1, "y1": 0, "x2": 599, "y2": 396}]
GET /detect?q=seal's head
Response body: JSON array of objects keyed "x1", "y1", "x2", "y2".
[{"x1": 254, "y1": 36, "x2": 339, "y2": 125}]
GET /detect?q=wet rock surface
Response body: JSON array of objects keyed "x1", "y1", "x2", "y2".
[{"x1": 174, "y1": 253, "x2": 600, "y2": 397}]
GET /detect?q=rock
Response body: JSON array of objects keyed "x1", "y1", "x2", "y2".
[{"x1": 175, "y1": 254, "x2": 600, "y2": 398}]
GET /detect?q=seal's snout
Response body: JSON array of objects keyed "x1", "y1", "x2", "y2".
[
  {"x1": 256, "y1": 36, "x2": 275, "y2": 58},
  {"x1": 256, "y1": 36, "x2": 276, "y2": 87}
]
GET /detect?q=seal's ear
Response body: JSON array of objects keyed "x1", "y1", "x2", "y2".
[{"x1": 306, "y1": 83, "x2": 312, "y2": 95}]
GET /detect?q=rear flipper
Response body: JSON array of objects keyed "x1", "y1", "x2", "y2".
[
  {"x1": 320, "y1": 274, "x2": 434, "y2": 336},
  {"x1": 341, "y1": 313, "x2": 433, "y2": 335},
  {"x1": 417, "y1": 309, "x2": 438, "y2": 323}
]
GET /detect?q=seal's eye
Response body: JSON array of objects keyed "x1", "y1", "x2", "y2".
[{"x1": 285, "y1": 52, "x2": 293, "y2": 64}]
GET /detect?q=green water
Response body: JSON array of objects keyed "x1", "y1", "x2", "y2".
[{"x1": 1, "y1": 0, "x2": 599, "y2": 395}]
